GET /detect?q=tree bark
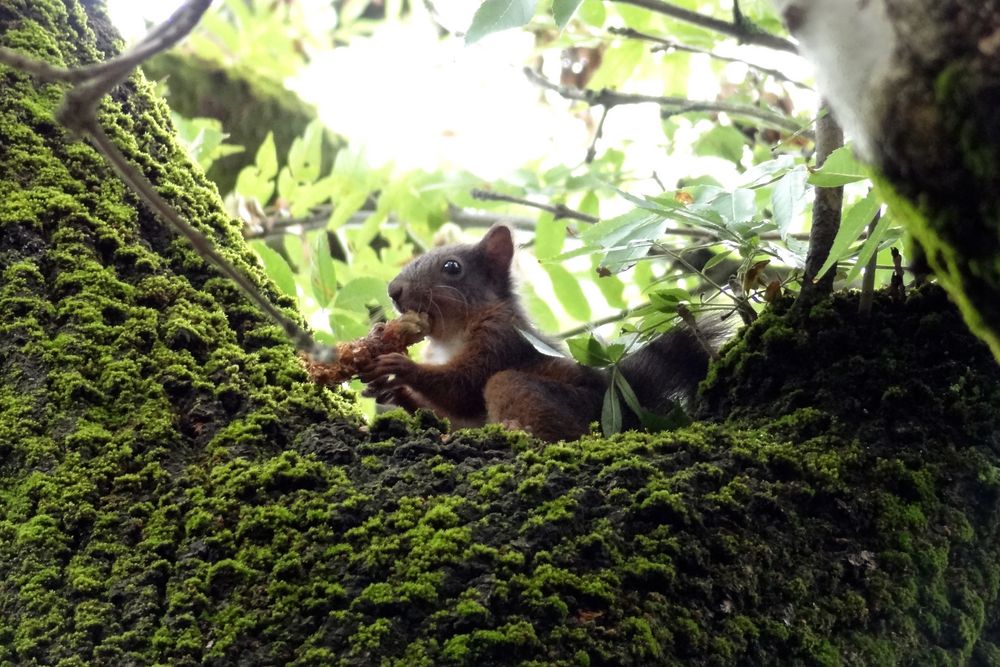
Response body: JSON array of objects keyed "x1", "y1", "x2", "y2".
[
  {"x1": 773, "y1": 0, "x2": 1000, "y2": 361},
  {"x1": 1, "y1": 2, "x2": 999, "y2": 665},
  {"x1": 799, "y1": 100, "x2": 843, "y2": 300}
]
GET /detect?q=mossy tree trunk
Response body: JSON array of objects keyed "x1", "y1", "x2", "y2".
[
  {"x1": 2, "y1": 2, "x2": 1000, "y2": 666},
  {"x1": 773, "y1": 0, "x2": 1000, "y2": 361}
]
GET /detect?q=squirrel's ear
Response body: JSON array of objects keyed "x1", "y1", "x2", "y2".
[{"x1": 479, "y1": 225, "x2": 514, "y2": 270}]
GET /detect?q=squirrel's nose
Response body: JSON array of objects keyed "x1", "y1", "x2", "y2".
[{"x1": 388, "y1": 279, "x2": 404, "y2": 305}]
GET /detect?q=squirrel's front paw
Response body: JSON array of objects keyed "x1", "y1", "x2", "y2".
[{"x1": 371, "y1": 353, "x2": 416, "y2": 381}]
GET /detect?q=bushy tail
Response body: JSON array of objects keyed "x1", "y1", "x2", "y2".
[{"x1": 618, "y1": 320, "x2": 728, "y2": 415}]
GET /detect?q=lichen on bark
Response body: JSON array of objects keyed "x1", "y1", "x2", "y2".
[{"x1": 2, "y1": 2, "x2": 1000, "y2": 666}]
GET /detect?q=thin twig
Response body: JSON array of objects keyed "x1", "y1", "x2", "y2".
[
  {"x1": 524, "y1": 67, "x2": 813, "y2": 139},
  {"x1": 610, "y1": 0, "x2": 798, "y2": 53},
  {"x1": 246, "y1": 205, "x2": 541, "y2": 240},
  {"x1": 858, "y1": 209, "x2": 881, "y2": 317},
  {"x1": 678, "y1": 303, "x2": 720, "y2": 360},
  {"x1": 889, "y1": 247, "x2": 906, "y2": 301},
  {"x1": 0, "y1": 0, "x2": 336, "y2": 362},
  {"x1": 471, "y1": 189, "x2": 599, "y2": 223},
  {"x1": 608, "y1": 26, "x2": 812, "y2": 90},
  {"x1": 559, "y1": 306, "x2": 639, "y2": 339},
  {"x1": 652, "y1": 241, "x2": 755, "y2": 321},
  {"x1": 586, "y1": 106, "x2": 611, "y2": 163}
]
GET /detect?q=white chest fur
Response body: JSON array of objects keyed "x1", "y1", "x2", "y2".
[{"x1": 424, "y1": 333, "x2": 468, "y2": 364}]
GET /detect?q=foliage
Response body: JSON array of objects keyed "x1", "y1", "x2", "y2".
[
  {"x1": 171, "y1": 114, "x2": 244, "y2": 172},
  {"x1": 140, "y1": 0, "x2": 913, "y2": 430}
]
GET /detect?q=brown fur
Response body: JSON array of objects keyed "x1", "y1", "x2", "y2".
[{"x1": 363, "y1": 225, "x2": 716, "y2": 441}]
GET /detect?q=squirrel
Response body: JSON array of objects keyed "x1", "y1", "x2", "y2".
[{"x1": 360, "y1": 225, "x2": 720, "y2": 442}]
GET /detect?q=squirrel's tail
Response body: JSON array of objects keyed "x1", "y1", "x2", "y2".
[{"x1": 618, "y1": 319, "x2": 728, "y2": 415}]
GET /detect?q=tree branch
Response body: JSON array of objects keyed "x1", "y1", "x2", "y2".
[
  {"x1": 608, "y1": 27, "x2": 812, "y2": 90},
  {"x1": 858, "y1": 209, "x2": 881, "y2": 317},
  {"x1": 799, "y1": 100, "x2": 844, "y2": 300},
  {"x1": 471, "y1": 189, "x2": 599, "y2": 224},
  {"x1": 523, "y1": 67, "x2": 813, "y2": 139},
  {"x1": 244, "y1": 206, "x2": 542, "y2": 240},
  {"x1": 610, "y1": 0, "x2": 798, "y2": 53},
  {"x1": 246, "y1": 198, "x2": 816, "y2": 244},
  {"x1": 0, "y1": 0, "x2": 336, "y2": 363},
  {"x1": 586, "y1": 106, "x2": 611, "y2": 163}
]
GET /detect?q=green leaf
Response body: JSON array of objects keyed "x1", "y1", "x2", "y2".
[
  {"x1": 614, "y1": 3, "x2": 655, "y2": 30},
  {"x1": 329, "y1": 310, "x2": 369, "y2": 340},
  {"x1": 814, "y1": 189, "x2": 883, "y2": 281},
  {"x1": 465, "y1": 0, "x2": 537, "y2": 44},
  {"x1": 288, "y1": 119, "x2": 324, "y2": 183},
  {"x1": 580, "y1": 207, "x2": 664, "y2": 249},
  {"x1": 587, "y1": 41, "x2": 644, "y2": 90},
  {"x1": 741, "y1": 154, "x2": 796, "y2": 187},
  {"x1": 328, "y1": 192, "x2": 370, "y2": 231},
  {"x1": 702, "y1": 249, "x2": 732, "y2": 271},
  {"x1": 545, "y1": 264, "x2": 591, "y2": 321},
  {"x1": 694, "y1": 125, "x2": 747, "y2": 165},
  {"x1": 639, "y1": 402, "x2": 692, "y2": 431},
  {"x1": 255, "y1": 131, "x2": 278, "y2": 181},
  {"x1": 334, "y1": 277, "x2": 390, "y2": 314},
  {"x1": 591, "y1": 256, "x2": 627, "y2": 309},
  {"x1": 808, "y1": 145, "x2": 868, "y2": 187},
  {"x1": 534, "y1": 213, "x2": 566, "y2": 260},
  {"x1": 698, "y1": 187, "x2": 756, "y2": 226},
  {"x1": 522, "y1": 282, "x2": 560, "y2": 332},
  {"x1": 578, "y1": 190, "x2": 600, "y2": 218},
  {"x1": 771, "y1": 166, "x2": 809, "y2": 239},
  {"x1": 310, "y1": 232, "x2": 338, "y2": 308},
  {"x1": 845, "y1": 210, "x2": 894, "y2": 284},
  {"x1": 277, "y1": 166, "x2": 297, "y2": 204},
  {"x1": 171, "y1": 115, "x2": 243, "y2": 172},
  {"x1": 553, "y1": 0, "x2": 584, "y2": 27},
  {"x1": 613, "y1": 370, "x2": 690, "y2": 431},
  {"x1": 517, "y1": 327, "x2": 565, "y2": 357},
  {"x1": 601, "y1": 379, "x2": 622, "y2": 437},
  {"x1": 613, "y1": 370, "x2": 643, "y2": 416},
  {"x1": 234, "y1": 132, "x2": 278, "y2": 203},
  {"x1": 578, "y1": 0, "x2": 606, "y2": 26},
  {"x1": 250, "y1": 241, "x2": 297, "y2": 300},
  {"x1": 567, "y1": 333, "x2": 612, "y2": 366}
]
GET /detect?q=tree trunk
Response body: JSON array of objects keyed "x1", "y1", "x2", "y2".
[
  {"x1": 1, "y1": 2, "x2": 999, "y2": 665},
  {"x1": 772, "y1": 0, "x2": 1000, "y2": 362}
]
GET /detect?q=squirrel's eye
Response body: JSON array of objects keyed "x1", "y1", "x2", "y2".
[{"x1": 441, "y1": 259, "x2": 462, "y2": 276}]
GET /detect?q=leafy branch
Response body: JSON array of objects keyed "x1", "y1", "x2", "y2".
[
  {"x1": 608, "y1": 26, "x2": 812, "y2": 90},
  {"x1": 471, "y1": 189, "x2": 599, "y2": 224},
  {"x1": 0, "y1": 0, "x2": 336, "y2": 362},
  {"x1": 523, "y1": 67, "x2": 814, "y2": 139},
  {"x1": 609, "y1": 0, "x2": 798, "y2": 53}
]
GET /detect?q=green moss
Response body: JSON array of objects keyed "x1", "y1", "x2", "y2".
[
  {"x1": 3, "y1": 2, "x2": 1000, "y2": 666},
  {"x1": 868, "y1": 59, "x2": 1000, "y2": 363}
]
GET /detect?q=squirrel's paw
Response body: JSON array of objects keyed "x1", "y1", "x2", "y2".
[
  {"x1": 368, "y1": 353, "x2": 416, "y2": 382},
  {"x1": 358, "y1": 354, "x2": 410, "y2": 384}
]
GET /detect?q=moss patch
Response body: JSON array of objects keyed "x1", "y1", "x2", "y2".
[{"x1": 2, "y1": 2, "x2": 1000, "y2": 666}]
